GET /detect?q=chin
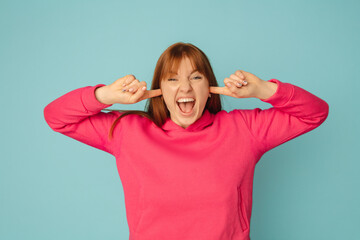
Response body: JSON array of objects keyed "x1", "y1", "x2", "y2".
[
  {"x1": 179, "y1": 118, "x2": 196, "y2": 128},
  {"x1": 174, "y1": 107, "x2": 202, "y2": 127}
]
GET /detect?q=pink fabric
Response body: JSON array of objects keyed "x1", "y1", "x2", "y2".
[{"x1": 44, "y1": 79, "x2": 329, "y2": 240}]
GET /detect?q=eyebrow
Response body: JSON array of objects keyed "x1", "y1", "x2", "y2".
[{"x1": 169, "y1": 69, "x2": 199, "y2": 77}]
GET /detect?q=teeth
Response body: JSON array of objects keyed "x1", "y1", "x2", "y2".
[{"x1": 177, "y1": 98, "x2": 195, "y2": 103}]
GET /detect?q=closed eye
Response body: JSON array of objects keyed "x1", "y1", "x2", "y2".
[{"x1": 167, "y1": 76, "x2": 202, "y2": 81}]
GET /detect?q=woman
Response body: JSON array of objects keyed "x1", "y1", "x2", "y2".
[{"x1": 44, "y1": 42, "x2": 329, "y2": 240}]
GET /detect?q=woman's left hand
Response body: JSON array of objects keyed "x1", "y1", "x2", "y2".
[{"x1": 210, "y1": 70, "x2": 264, "y2": 99}]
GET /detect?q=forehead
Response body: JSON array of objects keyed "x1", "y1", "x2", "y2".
[
  {"x1": 169, "y1": 69, "x2": 199, "y2": 75},
  {"x1": 168, "y1": 57, "x2": 200, "y2": 74}
]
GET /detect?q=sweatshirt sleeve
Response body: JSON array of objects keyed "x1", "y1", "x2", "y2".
[
  {"x1": 233, "y1": 78, "x2": 329, "y2": 155},
  {"x1": 43, "y1": 84, "x2": 121, "y2": 155}
]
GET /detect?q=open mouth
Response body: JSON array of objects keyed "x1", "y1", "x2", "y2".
[{"x1": 176, "y1": 99, "x2": 196, "y2": 115}]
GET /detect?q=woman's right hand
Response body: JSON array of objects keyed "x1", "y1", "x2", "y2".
[{"x1": 95, "y1": 74, "x2": 162, "y2": 105}]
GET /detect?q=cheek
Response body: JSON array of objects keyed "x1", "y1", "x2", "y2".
[
  {"x1": 161, "y1": 86, "x2": 176, "y2": 107},
  {"x1": 196, "y1": 87, "x2": 209, "y2": 104},
  {"x1": 162, "y1": 84, "x2": 176, "y2": 94}
]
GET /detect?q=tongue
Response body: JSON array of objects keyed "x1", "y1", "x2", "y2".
[{"x1": 178, "y1": 102, "x2": 194, "y2": 113}]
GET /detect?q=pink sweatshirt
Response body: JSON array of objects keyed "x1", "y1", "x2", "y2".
[{"x1": 43, "y1": 79, "x2": 329, "y2": 240}]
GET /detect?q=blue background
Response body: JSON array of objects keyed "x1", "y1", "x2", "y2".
[{"x1": 1, "y1": 0, "x2": 359, "y2": 239}]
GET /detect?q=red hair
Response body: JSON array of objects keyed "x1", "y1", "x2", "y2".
[{"x1": 106, "y1": 42, "x2": 222, "y2": 140}]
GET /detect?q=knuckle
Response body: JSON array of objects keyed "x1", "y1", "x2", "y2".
[
  {"x1": 128, "y1": 80, "x2": 137, "y2": 86},
  {"x1": 122, "y1": 76, "x2": 130, "y2": 84},
  {"x1": 129, "y1": 86, "x2": 137, "y2": 92},
  {"x1": 126, "y1": 74, "x2": 135, "y2": 82}
]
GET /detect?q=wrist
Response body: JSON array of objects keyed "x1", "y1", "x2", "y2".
[
  {"x1": 256, "y1": 80, "x2": 278, "y2": 100},
  {"x1": 95, "y1": 86, "x2": 114, "y2": 105}
]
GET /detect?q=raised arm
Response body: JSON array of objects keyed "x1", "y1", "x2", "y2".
[
  {"x1": 43, "y1": 75, "x2": 162, "y2": 155},
  {"x1": 234, "y1": 78, "x2": 329, "y2": 154},
  {"x1": 210, "y1": 70, "x2": 329, "y2": 157},
  {"x1": 43, "y1": 83, "x2": 118, "y2": 155}
]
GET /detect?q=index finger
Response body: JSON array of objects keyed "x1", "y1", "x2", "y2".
[
  {"x1": 139, "y1": 88, "x2": 162, "y2": 101},
  {"x1": 209, "y1": 86, "x2": 231, "y2": 96}
]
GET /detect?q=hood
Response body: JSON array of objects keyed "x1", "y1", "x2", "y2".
[{"x1": 161, "y1": 109, "x2": 215, "y2": 132}]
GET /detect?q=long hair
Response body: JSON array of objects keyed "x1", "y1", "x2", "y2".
[{"x1": 105, "y1": 42, "x2": 222, "y2": 140}]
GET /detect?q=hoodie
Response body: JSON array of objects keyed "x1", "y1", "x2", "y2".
[{"x1": 43, "y1": 79, "x2": 329, "y2": 240}]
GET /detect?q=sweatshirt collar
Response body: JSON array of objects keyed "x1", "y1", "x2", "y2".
[{"x1": 162, "y1": 109, "x2": 215, "y2": 132}]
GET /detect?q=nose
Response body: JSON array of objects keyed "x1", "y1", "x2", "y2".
[{"x1": 179, "y1": 79, "x2": 193, "y2": 92}]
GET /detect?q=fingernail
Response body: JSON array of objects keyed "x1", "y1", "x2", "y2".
[
  {"x1": 129, "y1": 88, "x2": 133, "y2": 92},
  {"x1": 122, "y1": 83, "x2": 126, "y2": 87},
  {"x1": 237, "y1": 82, "x2": 242, "y2": 87},
  {"x1": 243, "y1": 81, "x2": 247, "y2": 85},
  {"x1": 142, "y1": 86, "x2": 146, "y2": 91},
  {"x1": 122, "y1": 89, "x2": 126, "y2": 92},
  {"x1": 226, "y1": 83, "x2": 232, "y2": 87}
]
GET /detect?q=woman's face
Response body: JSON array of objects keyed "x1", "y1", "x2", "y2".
[{"x1": 161, "y1": 57, "x2": 209, "y2": 128}]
